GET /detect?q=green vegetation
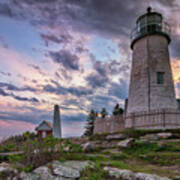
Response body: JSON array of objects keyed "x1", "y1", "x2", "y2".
[
  {"x1": 80, "y1": 161, "x2": 109, "y2": 180},
  {"x1": 100, "y1": 108, "x2": 108, "y2": 118},
  {"x1": 112, "y1": 104, "x2": 124, "y2": 116},
  {"x1": 0, "y1": 131, "x2": 37, "y2": 153},
  {"x1": 84, "y1": 109, "x2": 98, "y2": 136},
  {"x1": 0, "y1": 129, "x2": 180, "y2": 179}
]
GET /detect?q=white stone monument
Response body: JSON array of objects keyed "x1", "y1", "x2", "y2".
[{"x1": 53, "y1": 104, "x2": 62, "y2": 138}]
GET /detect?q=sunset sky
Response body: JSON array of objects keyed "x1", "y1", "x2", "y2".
[{"x1": 0, "y1": 0, "x2": 180, "y2": 139}]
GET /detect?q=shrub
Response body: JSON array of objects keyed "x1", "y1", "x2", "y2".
[
  {"x1": 110, "y1": 153, "x2": 128, "y2": 160},
  {"x1": 80, "y1": 161, "x2": 108, "y2": 180},
  {"x1": 122, "y1": 141, "x2": 160, "y2": 156},
  {"x1": 23, "y1": 165, "x2": 33, "y2": 173}
]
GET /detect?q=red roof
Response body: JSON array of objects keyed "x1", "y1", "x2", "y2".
[{"x1": 35, "y1": 120, "x2": 53, "y2": 131}]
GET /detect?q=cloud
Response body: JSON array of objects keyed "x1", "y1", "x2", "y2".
[
  {"x1": 108, "y1": 79, "x2": 128, "y2": 100},
  {"x1": 0, "y1": 106, "x2": 50, "y2": 124},
  {"x1": 40, "y1": 33, "x2": 71, "y2": 46},
  {"x1": 0, "y1": 82, "x2": 37, "y2": 92},
  {"x1": 0, "y1": 3, "x2": 13, "y2": 17},
  {"x1": 87, "y1": 95, "x2": 118, "y2": 113},
  {"x1": 29, "y1": 64, "x2": 46, "y2": 76},
  {"x1": 44, "y1": 83, "x2": 93, "y2": 97},
  {"x1": 0, "y1": 87, "x2": 39, "y2": 103},
  {"x1": 3, "y1": 0, "x2": 180, "y2": 61},
  {"x1": 0, "y1": 71, "x2": 11, "y2": 76},
  {"x1": 49, "y1": 50, "x2": 80, "y2": 71},
  {"x1": 62, "y1": 113, "x2": 87, "y2": 123},
  {"x1": 1, "y1": 0, "x2": 144, "y2": 38},
  {"x1": 12, "y1": 95, "x2": 39, "y2": 103},
  {"x1": 0, "y1": 88, "x2": 8, "y2": 96},
  {"x1": 86, "y1": 73, "x2": 108, "y2": 88},
  {"x1": 85, "y1": 60, "x2": 110, "y2": 88}
]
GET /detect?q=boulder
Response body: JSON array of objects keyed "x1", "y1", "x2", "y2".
[
  {"x1": 117, "y1": 138, "x2": 135, "y2": 148},
  {"x1": 63, "y1": 161, "x2": 94, "y2": 171},
  {"x1": 81, "y1": 142, "x2": 94, "y2": 152},
  {"x1": 52, "y1": 161, "x2": 80, "y2": 178},
  {"x1": 136, "y1": 172, "x2": 171, "y2": 180},
  {"x1": 142, "y1": 134, "x2": 159, "y2": 141},
  {"x1": 104, "y1": 167, "x2": 135, "y2": 179},
  {"x1": 174, "y1": 176, "x2": 180, "y2": 180},
  {"x1": 139, "y1": 138, "x2": 150, "y2": 144},
  {"x1": 33, "y1": 166, "x2": 54, "y2": 179},
  {"x1": 0, "y1": 162, "x2": 18, "y2": 179},
  {"x1": 19, "y1": 172, "x2": 41, "y2": 180},
  {"x1": 106, "y1": 134, "x2": 127, "y2": 140},
  {"x1": 157, "y1": 133, "x2": 172, "y2": 139},
  {"x1": 104, "y1": 167, "x2": 171, "y2": 180}
]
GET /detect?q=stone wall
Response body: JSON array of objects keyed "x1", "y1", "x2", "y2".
[
  {"x1": 93, "y1": 115, "x2": 124, "y2": 134},
  {"x1": 125, "y1": 109, "x2": 180, "y2": 129},
  {"x1": 94, "y1": 109, "x2": 180, "y2": 134}
]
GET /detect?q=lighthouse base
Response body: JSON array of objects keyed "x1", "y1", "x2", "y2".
[{"x1": 125, "y1": 109, "x2": 180, "y2": 130}]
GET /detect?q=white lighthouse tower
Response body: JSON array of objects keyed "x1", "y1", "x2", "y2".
[
  {"x1": 127, "y1": 7, "x2": 177, "y2": 114},
  {"x1": 53, "y1": 104, "x2": 62, "y2": 138}
]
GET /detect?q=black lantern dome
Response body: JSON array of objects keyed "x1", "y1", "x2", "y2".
[{"x1": 131, "y1": 7, "x2": 171, "y2": 49}]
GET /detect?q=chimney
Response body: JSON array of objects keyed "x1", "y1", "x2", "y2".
[{"x1": 53, "y1": 104, "x2": 62, "y2": 138}]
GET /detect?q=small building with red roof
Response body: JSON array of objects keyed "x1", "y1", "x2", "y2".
[{"x1": 35, "y1": 120, "x2": 53, "y2": 138}]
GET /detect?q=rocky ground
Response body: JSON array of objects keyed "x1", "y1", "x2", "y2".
[{"x1": 0, "y1": 129, "x2": 180, "y2": 179}]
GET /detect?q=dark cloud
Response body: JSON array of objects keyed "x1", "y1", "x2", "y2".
[
  {"x1": 29, "y1": 64, "x2": 46, "y2": 76},
  {"x1": 49, "y1": 50, "x2": 80, "y2": 71},
  {"x1": 85, "y1": 60, "x2": 110, "y2": 88},
  {"x1": 156, "y1": 0, "x2": 176, "y2": 7},
  {"x1": 93, "y1": 61, "x2": 107, "y2": 76},
  {"x1": 0, "y1": 107, "x2": 50, "y2": 124},
  {"x1": 12, "y1": 95, "x2": 39, "y2": 103},
  {"x1": 62, "y1": 98, "x2": 78, "y2": 106},
  {"x1": 0, "y1": 3, "x2": 13, "y2": 17},
  {"x1": 0, "y1": 88, "x2": 8, "y2": 96},
  {"x1": 3, "y1": 0, "x2": 180, "y2": 59},
  {"x1": 87, "y1": 95, "x2": 118, "y2": 113},
  {"x1": 43, "y1": 83, "x2": 93, "y2": 97},
  {"x1": 0, "y1": 36, "x2": 9, "y2": 49},
  {"x1": 0, "y1": 71, "x2": 11, "y2": 77},
  {"x1": 55, "y1": 72, "x2": 62, "y2": 79},
  {"x1": 108, "y1": 79, "x2": 128, "y2": 100},
  {"x1": 109, "y1": 61, "x2": 130, "y2": 76},
  {"x1": 62, "y1": 113, "x2": 87, "y2": 123},
  {"x1": 0, "y1": 105, "x2": 86, "y2": 128},
  {"x1": 0, "y1": 82, "x2": 37, "y2": 92},
  {"x1": 3, "y1": 0, "x2": 144, "y2": 38},
  {"x1": 0, "y1": 87, "x2": 39, "y2": 103},
  {"x1": 2, "y1": 0, "x2": 180, "y2": 39},
  {"x1": 86, "y1": 73, "x2": 108, "y2": 88},
  {"x1": 40, "y1": 33, "x2": 71, "y2": 46},
  {"x1": 170, "y1": 34, "x2": 180, "y2": 59}
]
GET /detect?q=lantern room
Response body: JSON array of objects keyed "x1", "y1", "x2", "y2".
[{"x1": 131, "y1": 7, "x2": 171, "y2": 49}]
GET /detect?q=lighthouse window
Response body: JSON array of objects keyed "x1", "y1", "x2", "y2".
[{"x1": 157, "y1": 72, "x2": 164, "y2": 84}]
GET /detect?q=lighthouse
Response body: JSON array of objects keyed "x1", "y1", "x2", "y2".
[{"x1": 127, "y1": 7, "x2": 177, "y2": 114}]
